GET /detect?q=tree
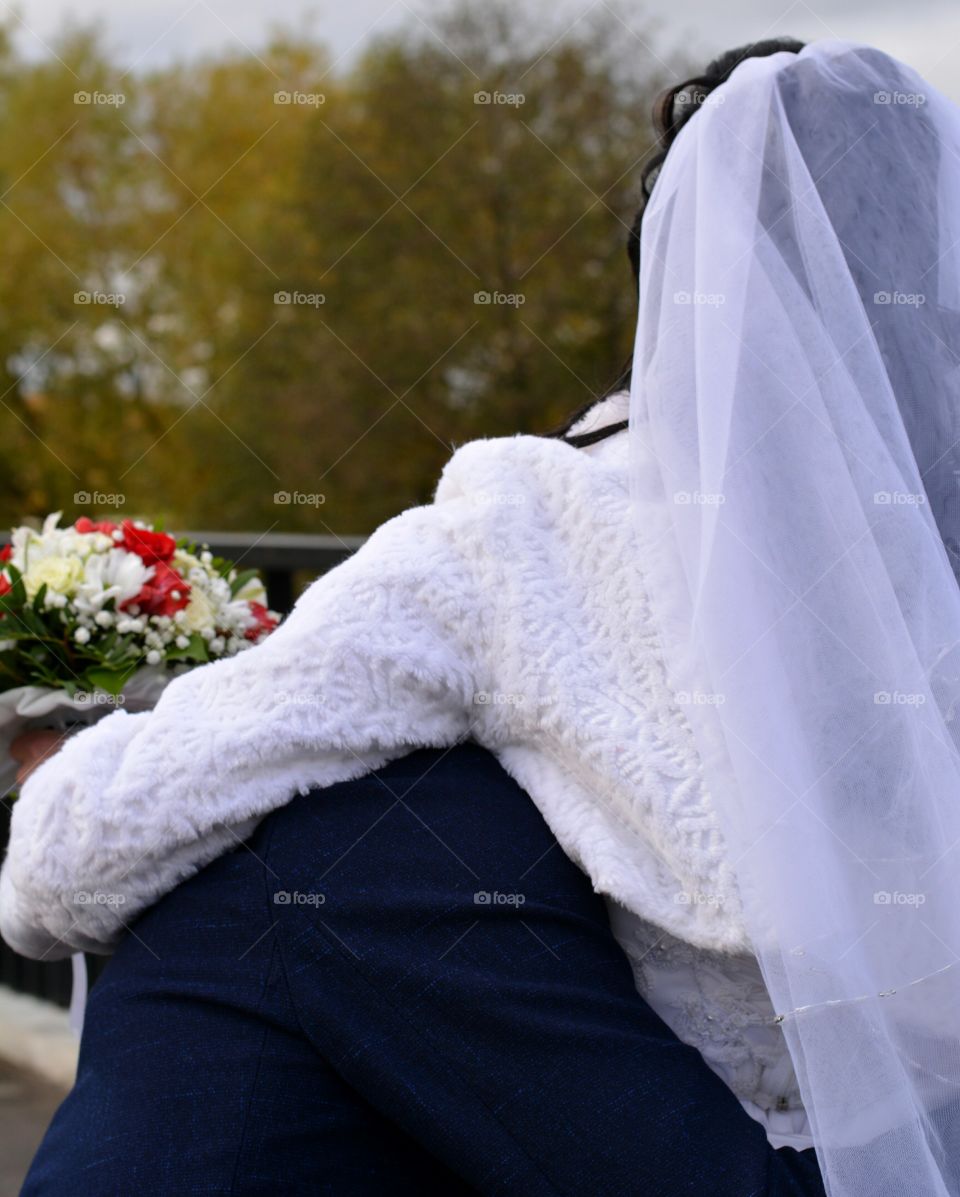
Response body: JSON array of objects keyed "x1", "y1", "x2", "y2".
[{"x1": 0, "y1": 2, "x2": 683, "y2": 535}]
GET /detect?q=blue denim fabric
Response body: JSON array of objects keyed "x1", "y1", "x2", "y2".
[{"x1": 23, "y1": 743, "x2": 825, "y2": 1196}]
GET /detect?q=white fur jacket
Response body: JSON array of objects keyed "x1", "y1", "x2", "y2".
[{"x1": 0, "y1": 392, "x2": 747, "y2": 962}]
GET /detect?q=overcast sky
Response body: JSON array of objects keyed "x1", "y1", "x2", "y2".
[{"x1": 4, "y1": 0, "x2": 960, "y2": 99}]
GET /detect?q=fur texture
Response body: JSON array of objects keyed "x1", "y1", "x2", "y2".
[{"x1": 0, "y1": 394, "x2": 746, "y2": 961}]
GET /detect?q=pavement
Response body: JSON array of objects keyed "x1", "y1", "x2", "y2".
[
  {"x1": 0, "y1": 986, "x2": 78, "y2": 1195},
  {"x1": 0, "y1": 986, "x2": 78, "y2": 1092},
  {"x1": 0, "y1": 1058, "x2": 65, "y2": 1195}
]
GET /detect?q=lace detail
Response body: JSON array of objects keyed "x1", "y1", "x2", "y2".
[{"x1": 606, "y1": 900, "x2": 807, "y2": 1122}]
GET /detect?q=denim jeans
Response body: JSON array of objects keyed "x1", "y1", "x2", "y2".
[{"x1": 23, "y1": 743, "x2": 825, "y2": 1196}]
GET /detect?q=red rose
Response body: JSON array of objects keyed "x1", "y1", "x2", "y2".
[
  {"x1": 244, "y1": 601, "x2": 278, "y2": 642},
  {"x1": 0, "y1": 573, "x2": 10, "y2": 596},
  {"x1": 120, "y1": 521, "x2": 177, "y2": 565},
  {"x1": 0, "y1": 544, "x2": 11, "y2": 561},
  {"x1": 75, "y1": 517, "x2": 119, "y2": 537},
  {"x1": 123, "y1": 561, "x2": 190, "y2": 617}
]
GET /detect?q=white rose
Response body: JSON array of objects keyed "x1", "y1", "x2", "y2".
[
  {"x1": 24, "y1": 555, "x2": 85, "y2": 599},
  {"x1": 180, "y1": 587, "x2": 215, "y2": 633}
]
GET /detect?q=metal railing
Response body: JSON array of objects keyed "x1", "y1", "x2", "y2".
[
  {"x1": 0, "y1": 531, "x2": 365, "y2": 1007},
  {"x1": 180, "y1": 531, "x2": 366, "y2": 613}
]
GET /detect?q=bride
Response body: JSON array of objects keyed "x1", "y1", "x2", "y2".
[{"x1": 4, "y1": 35, "x2": 959, "y2": 1197}]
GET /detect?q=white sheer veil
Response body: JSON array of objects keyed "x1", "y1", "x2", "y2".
[{"x1": 629, "y1": 39, "x2": 960, "y2": 1197}]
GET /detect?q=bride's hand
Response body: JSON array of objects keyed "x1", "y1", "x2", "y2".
[{"x1": 10, "y1": 729, "x2": 70, "y2": 788}]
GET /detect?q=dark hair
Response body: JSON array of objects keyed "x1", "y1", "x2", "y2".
[{"x1": 551, "y1": 36, "x2": 805, "y2": 448}]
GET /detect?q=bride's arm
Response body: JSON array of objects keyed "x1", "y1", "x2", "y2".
[{"x1": 0, "y1": 496, "x2": 485, "y2": 960}]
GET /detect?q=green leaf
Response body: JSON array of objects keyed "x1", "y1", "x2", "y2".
[
  {"x1": 6, "y1": 563, "x2": 26, "y2": 608},
  {"x1": 19, "y1": 608, "x2": 52, "y2": 638},
  {"x1": 0, "y1": 622, "x2": 38, "y2": 640},
  {"x1": 229, "y1": 568, "x2": 259, "y2": 597},
  {"x1": 84, "y1": 665, "x2": 138, "y2": 696},
  {"x1": 164, "y1": 632, "x2": 208, "y2": 662}
]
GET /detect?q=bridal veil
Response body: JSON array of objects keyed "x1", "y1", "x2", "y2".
[{"x1": 630, "y1": 39, "x2": 960, "y2": 1197}]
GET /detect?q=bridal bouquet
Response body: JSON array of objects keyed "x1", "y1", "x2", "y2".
[{"x1": 0, "y1": 512, "x2": 281, "y2": 789}]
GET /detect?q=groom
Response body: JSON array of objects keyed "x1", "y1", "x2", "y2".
[{"x1": 10, "y1": 736, "x2": 825, "y2": 1196}]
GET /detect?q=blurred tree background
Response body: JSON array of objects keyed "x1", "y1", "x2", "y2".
[{"x1": 0, "y1": 1, "x2": 676, "y2": 535}]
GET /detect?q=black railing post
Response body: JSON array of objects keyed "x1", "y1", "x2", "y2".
[{"x1": 264, "y1": 569, "x2": 294, "y2": 614}]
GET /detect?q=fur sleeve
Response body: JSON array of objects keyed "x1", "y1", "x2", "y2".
[{"x1": 0, "y1": 497, "x2": 484, "y2": 959}]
